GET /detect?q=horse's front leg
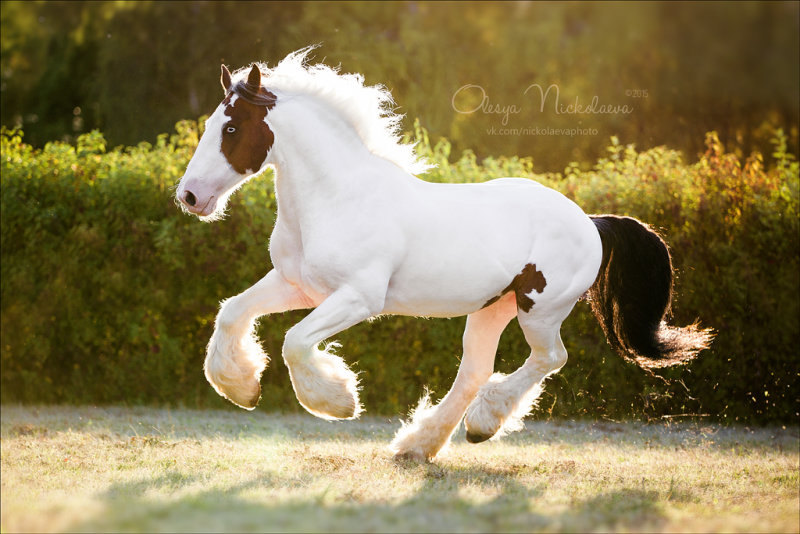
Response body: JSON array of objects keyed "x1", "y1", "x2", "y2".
[
  {"x1": 205, "y1": 269, "x2": 312, "y2": 409},
  {"x1": 282, "y1": 284, "x2": 385, "y2": 420},
  {"x1": 390, "y1": 293, "x2": 517, "y2": 462}
]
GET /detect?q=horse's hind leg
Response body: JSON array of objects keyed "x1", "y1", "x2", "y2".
[
  {"x1": 391, "y1": 293, "x2": 517, "y2": 462},
  {"x1": 206, "y1": 269, "x2": 312, "y2": 409},
  {"x1": 464, "y1": 306, "x2": 571, "y2": 443}
]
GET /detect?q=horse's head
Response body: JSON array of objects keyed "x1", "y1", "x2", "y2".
[{"x1": 176, "y1": 64, "x2": 277, "y2": 220}]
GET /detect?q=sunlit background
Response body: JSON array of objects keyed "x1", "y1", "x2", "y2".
[{"x1": 2, "y1": 1, "x2": 798, "y2": 171}]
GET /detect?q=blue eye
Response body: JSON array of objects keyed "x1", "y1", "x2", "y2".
[{"x1": 225, "y1": 126, "x2": 236, "y2": 134}]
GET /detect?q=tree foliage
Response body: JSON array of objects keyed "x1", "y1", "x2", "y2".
[{"x1": 1, "y1": 1, "x2": 798, "y2": 172}]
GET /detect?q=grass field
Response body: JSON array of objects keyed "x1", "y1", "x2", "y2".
[{"x1": 1, "y1": 405, "x2": 797, "y2": 533}]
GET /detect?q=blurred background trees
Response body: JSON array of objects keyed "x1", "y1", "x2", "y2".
[{"x1": 2, "y1": 1, "x2": 798, "y2": 171}]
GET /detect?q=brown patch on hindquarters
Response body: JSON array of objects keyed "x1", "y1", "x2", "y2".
[
  {"x1": 514, "y1": 263, "x2": 547, "y2": 312},
  {"x1": 482, "y1": 263, "x2": 547, "y2": 313}
]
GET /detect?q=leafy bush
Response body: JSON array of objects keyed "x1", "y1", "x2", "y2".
[{"x1": 1, "y1": 122, "x2": 797, "y2": 423}]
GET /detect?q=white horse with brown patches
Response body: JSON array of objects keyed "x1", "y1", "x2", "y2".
[{"x1": 176, "y1": 48, "x2": 713, "y2": 462}]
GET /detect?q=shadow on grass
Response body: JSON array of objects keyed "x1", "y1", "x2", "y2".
[
  {"x1": 73, "y1": 460, "x2": 668, "y2": 533},
  {"x1": 6, "y1": 405, "x2": 795, "y2": 453}
]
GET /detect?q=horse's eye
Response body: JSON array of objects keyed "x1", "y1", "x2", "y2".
[{"x1": 225, "y1": 126, "x2": 237, "y2": 134}]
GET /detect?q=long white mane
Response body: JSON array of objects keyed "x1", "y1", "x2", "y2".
[{"x1": 231, "y1": 47, "x2": 433, "y2": 175}]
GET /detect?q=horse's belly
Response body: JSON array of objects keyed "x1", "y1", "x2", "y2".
[
  {"x1": 381, "y1": 291, "x2": 488, "y2": 318},
  {"x1": 380, "y1": 179, "x2": 601, "y2": 318},
  {"x1": 381, "y1": 237, "x2": 528, "y2": 317}
]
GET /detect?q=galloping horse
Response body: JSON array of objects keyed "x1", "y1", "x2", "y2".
[{"x1": 176, "y1": 48, "x2": 712, "y2": 461}]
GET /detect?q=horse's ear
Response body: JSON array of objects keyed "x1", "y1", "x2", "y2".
[
  {"x1": 247, "y1": 64, "x2": 261, "y2": 88},
  {"x1": 221, "y1": 65, "x2": 232, "y2": 93}
]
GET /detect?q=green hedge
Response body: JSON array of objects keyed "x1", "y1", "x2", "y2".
[{"x1": 1, "y1": 122, "x2": 797, "y2": 424}]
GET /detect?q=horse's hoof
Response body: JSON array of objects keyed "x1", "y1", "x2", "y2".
[
  {"x1": 223, "y1": 381, "x2": 262, "y2": 410},
  {"x1": 465, "y1": 431, "x2": 493, "y2": 444},
  {"x1": 296, "y1": 387, "x2": 360, "y2": 420},
  {"x1": 327, "y1": 396, "x2": 357, "y2": 419},
  {"x1": 245, "y1": 384, "x2": 262, "y2": 409}
]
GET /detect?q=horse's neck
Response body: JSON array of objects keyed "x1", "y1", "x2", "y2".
[{"x1": 269, "y1": 100, "x2": 404, "y2": 225}]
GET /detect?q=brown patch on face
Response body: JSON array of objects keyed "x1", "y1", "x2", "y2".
[
  {"x1": 221, "y1": 93, "x2": 275, "y2": 174},
  {"x1": 482, "y1": 263, "x2": 547, "y2": 313}
]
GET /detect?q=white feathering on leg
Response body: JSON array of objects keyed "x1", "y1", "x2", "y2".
[
  {"x1": 204, "y1": 322, "x2": 268, "y2": 410},
  {"x1": 494, "y1": 381, "x2": 543, "y2": 438},
  {"x1": 463, "y1": 373, "x2": 508, "y2": 439},
  {"x1": 464, "y1": 372, "x2": 546, "y2": 440},
  {"x1": 287, "y1": 342, "x2": 362, "y2": 420},
  {"x1": 390, "y1": 390, "x2": 455, "y2": 462}
]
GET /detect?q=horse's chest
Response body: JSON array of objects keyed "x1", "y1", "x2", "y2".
[{"x1": 269, "y1": 224, "x2": 337, "y2": 305}]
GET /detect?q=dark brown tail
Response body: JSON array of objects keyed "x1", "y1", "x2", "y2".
[{"x1": 588, "y1": 215, "x2": 714, "y2": 369}]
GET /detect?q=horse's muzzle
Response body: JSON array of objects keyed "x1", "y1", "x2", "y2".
[
  {"x1": 178, "y1": 189, "x2": 215, "y2": 216},
  {"x1": 183, "y1": 191, "x2": 197, "y2": 207}
]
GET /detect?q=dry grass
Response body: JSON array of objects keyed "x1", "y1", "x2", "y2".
[{"x1": 1, "y1": 405, "x2": 797, "y2": 533}]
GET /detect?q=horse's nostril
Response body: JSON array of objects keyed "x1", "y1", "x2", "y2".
[{"x1": 184, "y1": 191, "x2": 197, "y2": 207}]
